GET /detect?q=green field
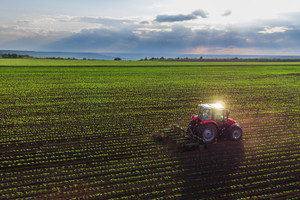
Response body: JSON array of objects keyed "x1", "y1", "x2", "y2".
[
  {"x1": 1, "y1": 59, "x2": 299, "y2": 199},
  {"x1": 0, "y1": 58, "x2": 298, "y2": 67}
]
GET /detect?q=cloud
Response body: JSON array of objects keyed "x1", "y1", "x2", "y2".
[
  {"x1": 155, "y1": 9, "x2": 208, "y2": 23},
  {"x1": 222, "y1": 10, "x2": 232, "y2": 16},
  {"x1": 0, "y1": 33, "x2": 58, "y2": 50},
  {"x1": 33, "y1": 21, "x2": 300, "y2": 55},
  {"x1": 0, "y1": 30, "x2": 73, "y2": 51},
  {"x1": 2, "y1": 11, "x2": 300, "y2": 55},
  {"x1": 140, "y1": 21, "x2": 150, "y2": 25},
  {"x1": 257, "y1": 26, "x2": 293, "y2": 34},
  {"x1": 39, "y1": 25, "x2": 250, "y2": 54},
  {"x1": 16, "y1": 20, "x2": 31, "y2": 24},
  {"x1": 192, "y1": 9, "x2": 208, "y2": 18},
  {"x1": 155, "y1": 14, "x2": 197, "y2": 22},
  {"x1": 0, "y1": 25, "x2": 40, "y2": 43},
  {"x1": 75, "y1": 17, "x2": 133, "y2": 26},
  {"x1": 41, "y1": 28, "x2": 140, "y2": 52}
]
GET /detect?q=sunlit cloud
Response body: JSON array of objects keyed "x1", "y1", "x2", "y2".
[
  {"x1": 257, "y1": 26, "x2": 293, "y2": 34},
  {"x1": 187, "y1": 46, "x2": 267, "y2": 55},
  {"x1": 187, "y1": 45, "x2": 300, "y2": 55}
]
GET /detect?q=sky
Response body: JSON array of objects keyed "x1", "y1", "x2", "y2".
[{"x1": 1, "y1": 0, "x2": 300, "y2": 55}]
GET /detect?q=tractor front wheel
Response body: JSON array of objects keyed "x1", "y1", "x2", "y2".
[
  {"x1": 229, "y1": 125, "x2": 243, "y2": 141},
  {"x1": 201, "y1": 124, "x2": 217, "y2": 143}
]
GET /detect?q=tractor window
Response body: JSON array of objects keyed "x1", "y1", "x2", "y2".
[
  {"x1": 202, "y1": 109, "x2": 212, "y2": 121},
  {"x1": 213, "y1": 109, "x2": 223, "y2": 125}
]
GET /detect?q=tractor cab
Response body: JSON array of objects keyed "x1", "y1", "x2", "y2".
[{"x1": 198, "y1": 103, "x2": 225, "y2": 126}]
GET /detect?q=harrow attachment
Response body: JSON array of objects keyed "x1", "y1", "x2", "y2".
[{"x1": 154, "y1": 124, "x2": 207, "y2": 152}]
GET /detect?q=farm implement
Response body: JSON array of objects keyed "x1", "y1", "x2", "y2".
[{"x1": 155, "y1": 101, "x2": 243, "y2": 151}]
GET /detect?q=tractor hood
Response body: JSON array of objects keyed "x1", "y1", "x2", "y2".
[{"x1": 227, "y1": 118, "x2": 236, "y2": 126}]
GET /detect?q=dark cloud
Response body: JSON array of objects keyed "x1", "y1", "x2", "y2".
[
  {"x1": 39, "y1": 25, "x2": 251, "y2": 53},
  {"x1": 155, "y1": 14, "x2": 197, "y2": 22},
  {"x1": 137, "y1": 26, "x2": 193, "y2": 52},
  {"x1": 196, "y1": 31, "x2": 246, "y2": 47},
  {"x1": 155, "y1": 9, "x2": 208, "y2": 23},
  {"x1": 255, "y1": 28, "x2": 300, "y2": 49},
  {"x1": 36, "y1": 23, "x2": 300, "y2": 54},
  {"x1": 41, "y1": 28, "x2": 139, "y2": 52},
  {"x1": 285, "y1": 29, "x2": 300, "y2": 43}
]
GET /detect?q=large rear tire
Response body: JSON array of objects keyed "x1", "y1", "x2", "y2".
[
  {"x1": 229, "y1": 125, "x2": 243, "y2": 141},
  {"x1": 201, "y1": 124, "x2": 217, "y2": 143}
]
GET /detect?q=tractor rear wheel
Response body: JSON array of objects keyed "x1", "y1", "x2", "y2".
[
  {"x1": 229, "y1": 125, "x2": 243, "y2": 141},
  {"x1": 201, "y1": 124, "x2": 217, "y2": 143}
]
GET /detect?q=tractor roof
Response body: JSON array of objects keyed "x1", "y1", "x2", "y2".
[{"x1": 198, "y1": 103, "x2": 224, "y2": 109}]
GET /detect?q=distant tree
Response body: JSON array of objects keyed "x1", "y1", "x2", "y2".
[
  {"x1": 160, "y1": 57, "x2": 165, "y2": 60},
  {"x1": 83, "y1": 57, "x2": 87, "y2": 60},
  {"x1": 1, "y1": 53, "x2": 31, "y2": 59},
  {"x1": 114, "y1": 57, "x2": 121, "y2": 61}
]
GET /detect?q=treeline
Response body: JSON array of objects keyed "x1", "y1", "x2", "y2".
[
  {"x1": 0, "y1": 53, "x2": 32, "y2": 59},
  {"x1": 0, "y1": 53, "x2": 123, "y2": 61},
  {"x1": 44, "y1": 57, "x2": 77, "y2": 60},
  {"x1": 139, "y1": 56, "x2": 300, "y2": 62}
]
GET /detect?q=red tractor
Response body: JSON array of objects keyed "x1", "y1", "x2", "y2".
[
  {"x1": 155, "y1": 101, "x2": 243, "y2": 151},
  {"x1": 187, "y1": 102, "x2": 243, "y2": 143}
]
